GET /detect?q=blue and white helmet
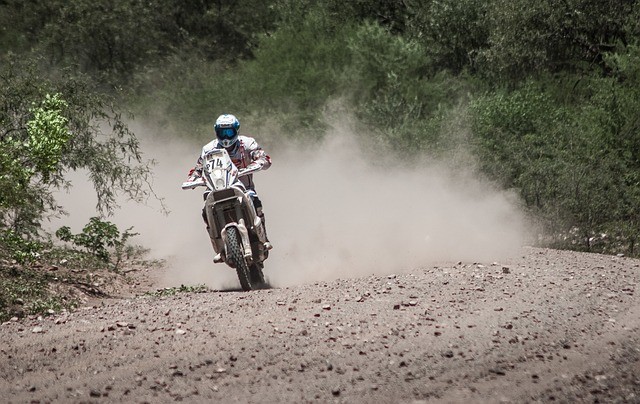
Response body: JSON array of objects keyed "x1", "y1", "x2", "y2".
[{"x1": 214, "y1": 114, "x2": 240, "y2": 148}]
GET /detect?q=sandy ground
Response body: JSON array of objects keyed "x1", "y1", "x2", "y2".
[{"x1": 1, "y1": 247, "x2": 639, "y2": 403}]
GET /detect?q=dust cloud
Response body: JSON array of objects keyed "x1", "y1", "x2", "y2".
[
  {"x1": 260, "y1": 120, "x2": 527, "y2": 287},
  {"x1": 51, "y1": 117, "x2": 528, "y2": 290}
]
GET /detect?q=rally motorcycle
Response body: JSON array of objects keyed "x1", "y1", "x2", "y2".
[{"x1": 182, "y1": 148, "x2": 270, "y2": 291}]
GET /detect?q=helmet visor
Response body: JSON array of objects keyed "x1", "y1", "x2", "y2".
[{"x1": 217, "y1": 127, "x2": 237, "y2": 140}]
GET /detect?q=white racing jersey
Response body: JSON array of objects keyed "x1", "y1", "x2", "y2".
[{"x1": 190, "y1": 135, "x2": 271, "y2": 192}]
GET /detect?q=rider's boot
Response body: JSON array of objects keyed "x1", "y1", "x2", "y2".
[
  {"x1": 256, "y1": 207, "x2": 272, "y2": 250},
  {"x1": 203, "y1": 207, "x2": 224, "y2": 262}
]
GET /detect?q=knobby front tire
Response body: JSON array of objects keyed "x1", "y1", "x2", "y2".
[{"x1": 226, "y1": 226, "x2": 252, "y2": 291}]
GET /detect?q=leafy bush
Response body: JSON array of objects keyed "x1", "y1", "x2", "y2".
[
  {"x1": 56, "y1": 217, "x2": 138, "y2": 270},
  {"x1": 0, "y1": 230, "x2": 42, "y2": 265},
  {"x1": 0, "y1": 266, "x2": 78, "y2": 322}
]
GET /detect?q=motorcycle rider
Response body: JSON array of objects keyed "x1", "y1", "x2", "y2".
[{"x1": 187, "y1": 113, "x2": 272, "y2": 250}]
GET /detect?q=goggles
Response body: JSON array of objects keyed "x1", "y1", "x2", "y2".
[{"x1": 217, "y1": 127, "x2": 237, "y2": 139}]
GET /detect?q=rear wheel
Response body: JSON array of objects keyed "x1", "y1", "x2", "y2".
[{"x1": 225, "y1": 227, "x2": 252, "y2": 291}]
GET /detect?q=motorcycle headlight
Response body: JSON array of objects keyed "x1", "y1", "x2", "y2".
[
  {"x1": 215, "y1": 179, "x2": 225, "y2": 189},
  {"x1": 213, "y1": 169, "x2": 223, "y2": 179}
]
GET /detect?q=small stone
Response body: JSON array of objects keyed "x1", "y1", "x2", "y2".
[
  {"x1": 32, "y1": 326, "x2": 44, "y2": 334},
  {"x1": 442, "y1": 350, "x2": 454, "y2": 358},
  {"x1": 176, "y1": 329, "x2": 187, "y2": 335}
]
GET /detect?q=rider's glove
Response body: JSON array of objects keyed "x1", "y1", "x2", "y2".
[
  {"x1": 187, "y1": 167, "x2": 200, "y2": 182},
  {"x1": 187, "y1": 168, "x2": 197, "y2": 180}
]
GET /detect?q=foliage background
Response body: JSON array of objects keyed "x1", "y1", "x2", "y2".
[{"x1": 1, "y1": 0, "x2": 639, "y2": 257}]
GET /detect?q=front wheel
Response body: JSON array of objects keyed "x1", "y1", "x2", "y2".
[
  {"x1": 249, "y1": 263, "x2": 267, "y2": 289},
  {"x1": 225, "y1": 226, "x2": 252, "y2": 291}
]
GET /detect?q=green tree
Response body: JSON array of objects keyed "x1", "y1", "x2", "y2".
[
  {"x1": 0, "y1": 56, "x2": 157, "y2": 236},
  {"x1": 478, "y1": 0, "x2": 638, "y2": 82},
  {"x1": 406, "y1": 0, "x2": 490, "y2": 74},
  {"x1": 0, "y1": 0, "x2": 280, "y2": 84},
  {"x1": 471, "y1": 67, "x2": 640, "y2": 254},
  {"x1": 273, "y1": 0, "x2": 409, "y2": 33},
  {"x1": 26, "y1": 93, "x2": 71, "y2": 182}
]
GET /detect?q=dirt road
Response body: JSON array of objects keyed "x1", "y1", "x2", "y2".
[{"x1": 1, "y1": 247, "x2": 639, "y2": 403}]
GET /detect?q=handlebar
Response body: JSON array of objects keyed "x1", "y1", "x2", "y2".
[
  {"x1": 181, "y1": 178, "x2": 205, "y2": 190},
  {"x1": 181, "y1": 164, "x2": 262, "y2": 190}
]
